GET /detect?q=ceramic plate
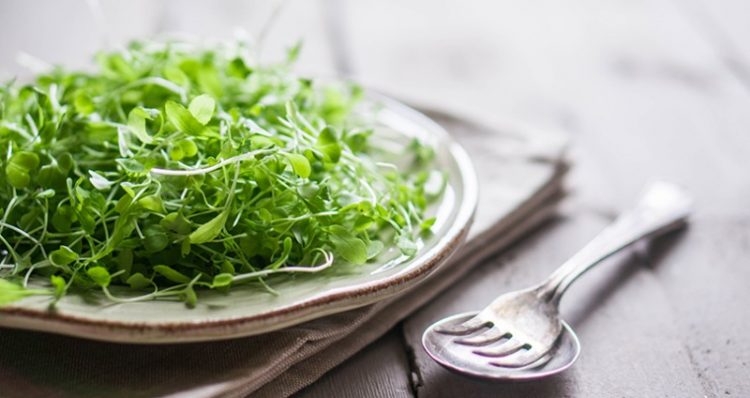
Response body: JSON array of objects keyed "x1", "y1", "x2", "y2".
[{"x1": 0, "y1": 92, "x2": 478, "y2": 343}]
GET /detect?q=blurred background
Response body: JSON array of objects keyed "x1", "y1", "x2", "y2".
[{"x1": 2, "y1": 0, "x2": 749, "y2": 216}]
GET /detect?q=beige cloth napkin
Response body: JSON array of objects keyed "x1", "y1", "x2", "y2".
[{"x1": 0, "y1": 110, "x2": 567, "y2": 398}]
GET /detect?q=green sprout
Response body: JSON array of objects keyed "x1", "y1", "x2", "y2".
[{"x1": 0, "y1": 40, "x2": 439, "y2": 307}]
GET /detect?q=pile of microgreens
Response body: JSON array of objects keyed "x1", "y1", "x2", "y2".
[{"x1": 0, "y1": 41, "x2": 440, "y2": 307}]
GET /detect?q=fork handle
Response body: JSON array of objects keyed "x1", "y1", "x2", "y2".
[{"x1": 539, "y1": 181, "x2": 692, "y2": 304}]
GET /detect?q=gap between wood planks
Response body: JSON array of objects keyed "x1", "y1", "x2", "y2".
[{"x1": 396, "y1": 321, "x2": 422, "y2": 398}]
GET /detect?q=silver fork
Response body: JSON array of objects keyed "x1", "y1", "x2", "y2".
[{"x1": 428, "y1": 181, "x2": 692, "y2": 369}]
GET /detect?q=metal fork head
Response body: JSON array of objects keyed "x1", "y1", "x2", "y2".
[
  {"x1": 423, "y1": 311, "x2": 580, "y2": 381},
  {"x1": 433, "y1": 287, "x2": 563, "y2": 368}
]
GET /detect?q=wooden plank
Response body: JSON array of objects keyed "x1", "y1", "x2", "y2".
[
  {"x1": 295, "y1": 328, "x2": 414, "y2": 398},
  {"x1": 647, "y1": 216, "x2": 750, "y2": 396},
  {"x1": 333, "y1": 0, "x2": 750, "y2": 396}
]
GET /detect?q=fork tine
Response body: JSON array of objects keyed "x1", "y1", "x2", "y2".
[
  {"x1": 434, "y1": 317, "x2": 489, "y2": 335},
  {"x1": 472, "y1": 338, "x2": 525, "y2": 357},
  {"x1": 489, "y1": 347, "x2": 547, "y2": 368},
  {"x1": 454, "y1": 327, "x2": 508, "y2": 346},
  {"x1": 522, "y1": 352, "x2": 553, "y2": 369}
]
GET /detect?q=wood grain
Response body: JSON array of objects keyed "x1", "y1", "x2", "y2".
[
  {"x1": 648, "y1": 216, "x2": 750, "y2": 397},
  {"x1": 301, "y1": 0, "x2": 750, "y2": 396},
  {"x1": 296, "y1": 328, "x2": 414, "y2": 398}
]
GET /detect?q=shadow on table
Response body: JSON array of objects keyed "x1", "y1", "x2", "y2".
[
  {"x1": 565, "y1": 226, "x2": 689, "y2": 327},
  {"x1": 426, "y1": 366, "x2": 575, "y2": 397}
]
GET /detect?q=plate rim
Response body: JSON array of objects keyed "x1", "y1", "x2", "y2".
[{"x1": 0, "y1": 92, "x2": 479, "y2": 343}]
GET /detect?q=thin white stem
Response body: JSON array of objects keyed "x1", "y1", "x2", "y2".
[
  {"x1": 232, "y1": 251, "x2": 333, "y2": 283},
  {"x1": 150, "y1": 149, "x2": 273, "y2": 176}
]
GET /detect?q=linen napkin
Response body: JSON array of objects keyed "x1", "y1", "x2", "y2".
[{"x1": 0, "y1": 109, "x2": 567, "y2": 398}]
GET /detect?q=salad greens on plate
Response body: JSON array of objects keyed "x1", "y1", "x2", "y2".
[{"x1": 0, "y1": 41, "x2": 441, "y2": 307}]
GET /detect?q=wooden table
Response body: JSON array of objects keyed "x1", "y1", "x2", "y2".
[
  {"x1": 291, "y1": 1, "x2": 750, "y2": 396},
  {"x1": 1, "y1": 1, "x2": 748, "y2": 396}
]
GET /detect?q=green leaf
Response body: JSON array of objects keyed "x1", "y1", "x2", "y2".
[
  {"x1": 50, "y1": 275, "x2": 66, "y2": 299},
  {"x1": 57, "y1": 153, "x2": 74, "y2": 172},
  {"x1": 220, "y1": 261, "x2": 235, "y2": 274},
  {"x1": 37, "y1": 164, "x2": 66, "y2": 189},
  {"x1": 114, "y1": 194, "x2": 133, "y2": 214},
  {"x1": 86, "y1": 266, "x2": 111, "y2": 287},
  {"x1": 258, "y1": 208, "x2": 273, "y2": 223},
  {"x1": 329, "y1": 225, "x2": 367, "y2": 265},
  {"x1": 127, "y1": 107, "x2": 153, "y2": 144},
  {"x1": 51, "y1": 205, "x2": 75, "y2": 232},
  {"x1": 189, "y1": 209, "x2": 228, "y2": 244},
  {"x1": 143, "y1": 224, "x2": 169, "y2": 253},
  {"x1": 354, "y1": 215, "x2": 374, "y2": 232},
  {"x1": 161, "y1": 212, "x2": 192, "y2": 235},
  {"x1": 366, "y1": 240, "x2": 384, "y2": 260},
  {"x1": 250, "y1": 135, "x2": 277, "y2": 149},
  {"x1": 180, "y1": 239, "x2": 191, "y2": 257},
  {"x1": 169, "y1": 145, "x2": 184, "y2": 161},
  {"x1": 188, "y1": 94, "x2": 216, "y2": 125},
  {"x1": 212, "y1": 273, "x2": 233, "y2": 288},
  {"x1": 170, "y1": 140, "x2": 198, "y2": 161},
  {"x1": 268, "y1": 237, "x2": 293, "y2": 269},
  {"x1": 101, "y1": 53, "x2": 137, "y2": 80},
  {"x1": 228, "y1": 57, "x2": 252, "y2": 78},
  {"x1": 153, "y1": 265, "x2": 191, "y2": 284},
  {"x1": 164, "y1": 65, "x2": 190, "y2": 86},
  {"x1": 397, "y1": 234, "x2": 418, "y2": 257},
  {"x1": 420, "y1": 217, "x2": 436, "y2": 232},
  {"x1": 165, "y1": 100, "x2": 205, "y2": 135},
  {"x1": 0, "y1": 279, "x2": 47, "y2": 306},
  {"x1": 286, "y1": 41, "x2": 303, "y2": 64},
  {"x1": 116, "y1": 249, "x2": 133, "y2": 277},
  {"x1": 6, "y1": 167, "x2": 30, "y2": 189},
  {"x1": 109, "y1": 214, "x2": 136, "y2": 249},
  {"x1": 49, "y1": 245, "x2": 78, "y2": 267},
  {"x1": 36, "y1": 189, "x2": 56, "y2": 199},
  {"x1": 179, "y1": 139, "x2": 198, "y2": 157},
  {"x1": 138, "y1": 195, "x2": 164, "y2": 212},
  {"x1": 74, "y1": 91, "x2": 95, "y2": 115},
  {"x1": 126, "y1": 273, "x2": 152, "y2": 290},
  {"x1": 6, "y1": 151, "x2": 40, "y2": 189},
  {"x1": 197, "y1": 63, "x2": 223, "y2": 97},
  {"x1": 284, "y1": 153, "x2": 311, "y2": 178},
  {"x1": 315, "y1": 127, "x2": 341, "y2": 163},
  {"x1": 116, "y1": 159, "x2": 146, "y2": 175},
  {"x1": 182, "y1": 285, "x2": 198, "y2": 308},
  {"x1": 409, "y1": 138, "x2": 435, "y2": 165}
]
